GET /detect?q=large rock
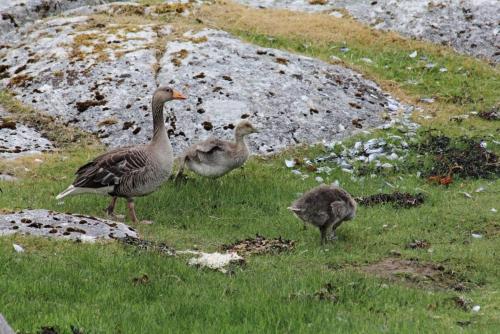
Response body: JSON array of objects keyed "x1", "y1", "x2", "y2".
[
  {"x1": 0, "y1": 209, "x2": 138, "y2": 242},
  {"x1": 0, "y1": 314, "x2": 15, "y2": 334},
  {"x1": 158, "y1": 29, "x2": 412, "y2": 154},
  {"x1": 235, "y1": 0, "x2": 500, "y2": 63},
  {"x1": 0, "y1": 3, "x2": 414, "y2": 155},
  {"x1": 0, "y1": 105, "x2": 53, "y2": 158},
  {"x1": 0, "y1": 14, "x2": 161, "y2": 148},
  {"x1": 0, "y1": 0, "x2": 112, "y2": 34}
]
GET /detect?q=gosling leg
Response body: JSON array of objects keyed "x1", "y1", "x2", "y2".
[{"x1": 174, "y1": 156, "x2": 187, "y2": 183}]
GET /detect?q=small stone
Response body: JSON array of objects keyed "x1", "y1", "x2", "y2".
[
  {"x1": 491, "y1": 208, "x2": 497, "y2": 213},
  {"x1": 471, "y1": 305, "x2": 480, "y2": 312},
  {"x1": 387, "y1": 153, "x2": 399, "y2": 160},
  {"x1": 366, "y1": 147, "x2": 384, "y2": 154},
  {"x1": 387, "y1": 102, "x2": 399, "y2": 111},
  {"x1": 368, "y1": 153, "x2": 381, "y2": 162},
  {"x1": 360, "y1": 57, "x2": 373, "y2": 64},
  {"x1": 0, "y1": 174, "x2": 18, "y2": 182},
  {"x1": 329, "y1": 11, "x2": 343, "y2": 18},
  {"x1": 420, "y1": 97, "x2": 435, "y2": 103},
  {"x1": 381, "y1": 163, "x2": 393, "y2": 169},
  {"x1": 315, "y1": 176, "x2": 324, "y2": 183},
  {"x1": 285, "y1": 159, "x2": 296, "y2": 168},
  {"x1": 409, "y1": 51, "x2": 417, "y2": 58},
  {"x1": 471, "y1": 233, "x2": 482, "y2": 239}
]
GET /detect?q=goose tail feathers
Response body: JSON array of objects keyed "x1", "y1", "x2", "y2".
[{"x1": 56, "y1": 185, "x2": 77, "y2": 200}]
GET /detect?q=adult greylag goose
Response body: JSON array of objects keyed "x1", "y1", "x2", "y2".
[
  {"x1": 56, "y1": 86, "x2": 187, "y2": 224},
  {"x1": 175, "y1": 120, "x2": 258, "y2": 180},
  {"x1": 288, "y1": 184, "x2": 357, "y2": 245}
]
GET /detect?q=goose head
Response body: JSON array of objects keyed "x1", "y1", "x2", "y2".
[
  {"x1": 235, "y1": 120, "x2": 259, "y2": 138},
  {"x1": 153, "y1": 86, "x2": 187, "y2": 104}
]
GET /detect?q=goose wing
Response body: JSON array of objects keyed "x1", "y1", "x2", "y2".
[
  {"x1": 73, "y1": 147, "x2": 149, "y2": 189},
  {"x1": 189, "y1": 138, "x2": 230, "y2": 163}
]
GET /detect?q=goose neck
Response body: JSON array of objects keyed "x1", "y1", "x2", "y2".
[{"x1": 151, "y1": 98, "x2": 168, "y2": 145}]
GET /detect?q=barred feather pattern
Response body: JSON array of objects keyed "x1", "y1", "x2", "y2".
[
  {"x1": 63, "y1": 87, "x2": 175, "y2": 200},
  {"x1": 72, "y1": 145, "x2": 171, "y2": 198}
]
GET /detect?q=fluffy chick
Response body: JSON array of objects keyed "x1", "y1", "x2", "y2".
[{"x1": 289, "y1": 184, "x2": 357, "y2": 245}]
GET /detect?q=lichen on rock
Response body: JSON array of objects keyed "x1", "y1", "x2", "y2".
[
  {"x1": 0, "y1": 14, "x2": 163, "y2": 148},
  {"x1": 0, "y1": 209, "x2": 138, "y2": 242},
  {"x1": 158, "y1": 29, "x2": 413, "y2": 154},
  {"x1": 0, "y1": 106, "x2": 53, "y2": 158}
]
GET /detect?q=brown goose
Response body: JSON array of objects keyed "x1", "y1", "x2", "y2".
[
  {"x1": 56, "y1": 87, "x2": 186, "y2": 224},
  {"x1": 288, "y1": 184, "x2": 357, "y2": 245},
  {"x1": 175, "y1": 120, "x2": 258, "y2": 180}
]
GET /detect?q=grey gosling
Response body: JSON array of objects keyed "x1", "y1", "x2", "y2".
[
  {"x1": 175, "y1": 120, "x2": 258, "y2": 180},
  {"x1": 56, "y1": 87, "x2": 187, "y2": 224},
  {"x1": 288, "y1": 184, "x2": 357, "y2": 245}
]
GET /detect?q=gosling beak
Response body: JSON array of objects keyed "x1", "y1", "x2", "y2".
[{"x1": 172, "y1": 90, "x2": 187, "y2": 100}]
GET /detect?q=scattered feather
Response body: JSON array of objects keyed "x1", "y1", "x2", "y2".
[
  {"x1": 460, "y1": 191, "x2": 473, "y2": 199},
  {"x1": 13, "y1": 244, "x2": 24, "y2": 253}
]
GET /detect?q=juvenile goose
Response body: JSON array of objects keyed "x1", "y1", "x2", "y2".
[
  {"x1": 175, "y1": 120, "x2": 258, "y2": 180},
  {"x1": 288, "y1": 184, "x2": 357, "y2": 245},
  {"x1": 56, "y1": 87, "x2": 186, "y2": 224}
]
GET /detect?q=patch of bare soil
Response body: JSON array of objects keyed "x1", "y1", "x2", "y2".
[
  {"x1": 356, "y1": 192, "x2": 424, "y2": 208},
  {"x1": 361, "y1": 258, "x2": 470, "y2": 291},
  {"x1": 221, "y1": 234, "x2": 295, "y2": 255}
]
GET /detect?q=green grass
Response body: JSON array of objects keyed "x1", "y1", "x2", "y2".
[
  {"x1": 1, "y1": 144, "x2": 499, "y2": 333},
  {"x1": 1, "y1": 2, "x2": 500, "y2": 333},
  {"x1": 238, "y1": 32, "x2": 499, "y2": 111}
]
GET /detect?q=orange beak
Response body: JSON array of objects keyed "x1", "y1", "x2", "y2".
[{"x1": 172, "y1": 90, "x2": 187, "y2": 100}]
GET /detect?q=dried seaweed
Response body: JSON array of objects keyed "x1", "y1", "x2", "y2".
[
  {"x1": 415, "y1": 134, "x2": 499, "y2": 179},
  {"x1": 222, "y1": 234, "x2": 295, "y2": 255},
  {"x1": 119, "y1": 236, "x2": 175, "y2": 256},
  {"x1": 357, "y1": 192, "x2": 424, "y2": 208}
]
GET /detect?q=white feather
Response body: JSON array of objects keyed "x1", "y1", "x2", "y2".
[
  {"x1": 56, "y1": 185, "x2": 113, "y2": 199},
  {"x1": 13, "y1": 244, "x2": 24, "y2": 253}
]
